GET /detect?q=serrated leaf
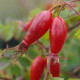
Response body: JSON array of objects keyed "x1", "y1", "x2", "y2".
[
  {"x1": 60, "y1": 9, "x2": 72, "y2": 19},
  {"x1": 60, "y1": 8, "x2": 78, "y2": 19},
  {"x1": 2, "y1": 24, "x2": 14, "y2": 41},
  {"x1": 75, "y1": 29, "x2": 80, "y2": 40}
]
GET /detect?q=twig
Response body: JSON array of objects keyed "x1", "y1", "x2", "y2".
[
  {"x1": 69, "y1": 0, "x2": 80, "y2": 3},
  {"x1": 0, "y1": 77, "x2": 10, "y2": 80},
  {"x1": 37, "y1": 40, "x2": 49, "y2": 53},
  {"x1": 58, "y1": 4, "x2": 65, "y2": 16},
  {"x1": 61, "y1": 71, "x2": 77, "y2": 78},
  {"x1": 53, "y1": 7, "x2": 58, "y2": 15},
  {"x1": 58, "y1": 0, "x2": 63, "y2": 4},
  {"x1": 19, "y1": 75, "x2": 24, "y2": 80},
  {"x1": 43, "y1": 57, "x2": 51, "y2": 80},
  {"x1": 65, "y1": 2, "x2": 80, "y2": 15},
  {"x1": 79, "y1": 49, "x2": 80, "y2": 64},
  {"x1": 68, "y1": 22, "x2": 80, "y2": 32},
  {"x1": 49, "y1": 4, "x2": 61, "y2": 12}
]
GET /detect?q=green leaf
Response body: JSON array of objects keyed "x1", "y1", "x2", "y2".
[
  {"x1": 0, "y1": 57, "x2": 9, "y2": 62},
  {"x1": 68, "y1": 79, "x2": 80, "y2": 80},
  {"x1": 75, "y1": 29, "x2": 80, "y2": 40},
  {"x1": 28, "y1": 8, "x2": 42, "y2": 21},
  {"x1": 49, "y1": 78, "x2": 64, "y2": 80},
  {"x1": 19, "y1": 57, "x2": 32, "y2": 68},
  {"x1": 28, "y1": 45, "x2": 40, "y2": 59},
  {"x1": 40, "y1": 31, "x2": 50, "y2": 46},
  {"x1": 60, "y1": 8, "x2": 78, "y2": 20},
  {"x1": 18, "y1": 32, "x2": 25, "y2": 43},
  {"x1": 24, "y1": 70, "x2": 30, "y2": 80},
  {"x1": 66, "y1": 15, "x2": 80, "y2": 28},
  {"x1": 11, "y1": 64, "x2": 22, "y2": 76},
  {"x1": 2, "y1": 24, "x2": 14, "y2": 41},
  {"x1": 0, "y1": 23, "x2": 3, "y2": 33},
  {"x1": 6, "y1": 66, "x2": 13, "y2": 79},
  {"x1": 13, "y1": 22, "x2": 21, "y2": 40}
]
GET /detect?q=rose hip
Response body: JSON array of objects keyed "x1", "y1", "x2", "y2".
[
  {"x1": 49, "y1": 16, "x2": 67, "y2": 56},
  {"x1": 50, "y1": 60, "x2": 60, "y2": 77},
  {"x1": 2, "y1": 10, "x2": 52, "y2": 57},
  {"x1": 30, "y1": 56, "x2": 45, "y2": 80},
  {"x1": 21, "y1": 11, "x2": 52, "y2": 51},
  {"x1": 44, "y1": 57, "x2": 60, "y2": 77}
]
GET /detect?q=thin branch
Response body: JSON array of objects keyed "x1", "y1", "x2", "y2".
[
  {"x1": 70, "y1": 0, "x2": 80, "y2": 3},
  {"x1": 43, "y1": 57, "x2": 51, "y2": 80},
  {"x1": 58, "y1": 4, "x2": 65, "y2": 16},
  {"x1": 65, "y1": 2, "x2": 80, "y2": 15},
  {"x1": 79, "y1": 49, "x2": 80, "y2": 64},
  {"x1": 68, "y1": 22, "x2": 80, "y2": 32},
  {"x1": 49, "y1": 4, "x2": 61, "y2": 12},
  {"x1": 61, "y1": 71, "x2": 77, "y2": 78},
  {"x1": 0, "y1": 77, "x2": 10, "y2": 80},
  {"x1": 19, "y1": 75, "x2": 24, "y2": 80},
  {"x1": 37, "y1": 40, "x2": 49, "y2": 53}
]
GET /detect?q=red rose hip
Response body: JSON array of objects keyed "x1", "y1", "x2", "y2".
[
  {"x1": 44, "y1": 57, "x2": 60, "y2": 77},
  {"x1": 49, "y1": 16, "x2": 67, "y2": 56},
  {"x1": 22, "y1": 11, "x2": 52, "y2": 51},
  {"x1": 50, "y1": 60, "x2": 60, "y2": 77},
  {"x1": 30, "y1": 56, "x2": 45, "y2": 80}
]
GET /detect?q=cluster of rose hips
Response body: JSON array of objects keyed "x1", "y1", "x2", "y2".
[
  {"x1": 2, "y1": 0, "x2": 80, "y2": 79},
  {"x1": 20, "y1": 10, "x2": 67, "y2": 80},
  {"x1": 2, "y1": 5, "x2": 67, "y2": 80}
]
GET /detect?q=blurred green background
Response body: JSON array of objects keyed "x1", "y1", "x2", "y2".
[{"x1": 0, "y1": 0, "x2": 80, "y2": 80}]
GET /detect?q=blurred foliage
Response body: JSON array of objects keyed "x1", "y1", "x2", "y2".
[
  {"x1": 75, "y1": 29, "x2": 80, "y2": 40},
  {"x1": 0, "y1": 0, "x2": 80, "y2": 80}
]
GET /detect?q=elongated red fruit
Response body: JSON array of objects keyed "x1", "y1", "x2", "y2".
[
  {"x1": 50, "y1": 60, "x2": 60, "y2": 77},
  {"x1": 44, "y1": 56, "x2": 47, "y2": 67},
  {"x1": 30, "y1": 56, "x2": 45, "y2": 80},
  {"x1": 44, "y1": 57, "x2": 60, "y2": 77},
  {"x1": 22, "y1": 11, "x2": 52, "y2": 49},
  {"x1": 49, "y1": 16, "x2": 67, "y2": 56}
]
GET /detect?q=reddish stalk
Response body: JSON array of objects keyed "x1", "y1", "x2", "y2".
[
  {"x1": 58, "y1": 4, "x2": 66, "y2": 16},
  {"x1": 49, "y1": 4, "x2": 61, "y2": 12},
  {"x1": 43, "y1": 56, "x2": 52, "y2": 80},
  {"x1": 2, "y1": 43, "x2": 27, "y2": 62},
  {"x1": 65, "y1": 2, "x2": 80, "y2": 15}
]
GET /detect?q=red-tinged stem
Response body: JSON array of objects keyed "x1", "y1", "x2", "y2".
[
  {"x1": 58, "y1": 4, "x2": 66, "y2": 16},
  {"x1": 37, "y1": 40, "x2": 49, "y2": 53},
  {"x1": 49, "y1": 4, "x2": 61, "y2": 12},
  {"x1": 69, "y1": 0, "x2": 80, "y2": 3},
  {"x1": 68, "y1": 22, "x2": 80, "y2": 32},
  {"x1": 65, "y1": 2, "x2": 80, "y2": 15},
  {"x1": 0, "y1": 77, "x2": 10, "y2": 80},
  {"x1": 43, "y1": 56, "x2": 52, "y2": 80},
  {"x1": 58, "y1": 0, "x2": 63, "y2": 4},
  {"x1": 52, "y1": 7, "x2": 58, "y2": 15},
  {"x1": 1, "y1": 43, "x2": 28, "y2": 61}
]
